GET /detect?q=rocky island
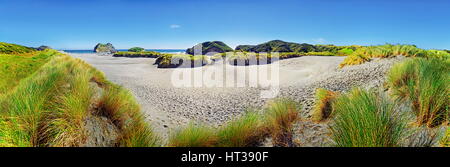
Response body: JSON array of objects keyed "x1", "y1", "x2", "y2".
[{"x1": 94, "y1": 43, "x2": 117, "y2": 53}]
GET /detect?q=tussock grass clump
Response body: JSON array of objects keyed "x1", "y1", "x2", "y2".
[
  {"x1": 37, "y1": 57, "x2": 97, "y2": 146},
  {"x1": 169, "y1": 99, "x2": 301, "y2": 147},
  {"x1": 217, "y1": 112, "x2": 266, "y2": 147},
  {"x1": 386, "y1": 58, "x2": 449, "y2": 128},
  {"x1": 339, "y1": 50, "x2": 370, "y2": 68},
  {"x1": 169, "y1": 123, "x2": 218, "y2": 147},
  {"x1": 264, "y1": 99, "x2": 300, "y2": 147},
  {"x1": 97, "y1": 85, "x2": 160, "y2": 147},
  {"x1": 331, "y1": 88, "x2": 407, "y2": 147},
  {"x1": 312, "y1": 88, "x2": 339, "y2": 122}
]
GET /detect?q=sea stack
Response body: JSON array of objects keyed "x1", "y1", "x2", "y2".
[{"x1": 94, "y1": 43, "x2": 117, "y2": 53}]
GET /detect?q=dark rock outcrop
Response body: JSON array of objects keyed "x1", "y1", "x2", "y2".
[
  {"x1": 186, "y1": 41, "x2": 233, "y2": 55},
  {"x1": 94, "y1": 43, "x2": 117, "y2": 53}
]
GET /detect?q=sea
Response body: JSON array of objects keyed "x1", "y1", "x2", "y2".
[{"x1": 62, "y1": 49, "x2": 186, "y2": 54}]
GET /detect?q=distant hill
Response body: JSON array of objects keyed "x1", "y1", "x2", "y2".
[
  {"x1": 235, "y1": 40, "x2": 317, "y2": 53},
  {"x1": 0, "y1": 42, "x2": 36, "y2": 54},
  {"x1": 186, "y1": 41, "x2": 233, "y2": 55}
]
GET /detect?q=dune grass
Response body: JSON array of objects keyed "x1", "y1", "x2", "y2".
[
  {"x1": 440, "y1": 127, "x2": 449, "y2": 147},
  {"x1": 312, "y1": 88, "x2": 339, "y2": 122},
  {"x1": 168, "y1": 99, "x2": 300, "y2": 147},
  {"x1": 0, "y1": 47, "x2": 160, "y2": 147},
  {"x1": 386, "y1": 58, "x2": 449, "y2": 128},
  {"x1": 339, "y1": 44, "x2": 450, "y2": 67},
  {"x1": 331, "y1": 88, "x2": 408, "y2": 147},
  {"x1": 168, "y1": 123, "x2": 218, "y2": 147},
  {"x1": 0, "y1": 49, "x2": 59, "y2": 94},
  {"x1": 217, "y1": 111, "x2": 266, "y2": 147},
  {"x1": 0, "y1": 42, "x2": 36, "y2": 54},
  {"x1": 97, "y1": 85, "x2": 160, "y2": 147},
  {"x1": 263, "y1": 99, "x2": 300, "y2": 147}
]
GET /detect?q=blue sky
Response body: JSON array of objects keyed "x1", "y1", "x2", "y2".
[{"x1": 0, "y1": 0, "x2": 449, "y2": 50}]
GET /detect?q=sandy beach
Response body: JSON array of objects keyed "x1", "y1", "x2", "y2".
[{"x1": 71, "y1": 53, "x2": 403, "y2": 144}]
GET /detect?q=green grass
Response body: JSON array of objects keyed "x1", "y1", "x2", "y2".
[
  {"x1": 155, "y1": 54, "x2": 209, "y2": 68},
  {"x1": 339, "y1": 44, "x2": 450, "y2": 67},
  {"x1": 113, "y1": 51, "x2": 161, "y2": 58},
  {"x1": 97, "y1": 85, "x2": 161, "y2": 147},
  {"x1": 440, "y1": 127, "x2": 449, "y2": 147},
  {"x1": 330, "y1": 88, "x2": 408, "y2": 147},
  {"x1": 169, "y1": 123, "x2": 218, "y2": 147},
  {"x1": 312, "y1": 88, "x2": 339, "y2": 122},
  {"x1": 168, "y1": 99, "x2": 300, "y2": 147},
  {"x1": 0, "y1": 44, "x2": 160, "y2": 147},
  {"x1": 0, "y1": 50, "x2": 58, "y2": 94},
  {"x1": 217, "y1": 111, "x2": 266, "y2": 147},
  {"x1": 386, "y1": 58, "x2": 449, "y2": 128},
  {"x1": 263, "y1": 99, "x2": 300, "y2": 147},
  {"x1": 0, "y1": 42, "x2": 36, "y2": 54}
]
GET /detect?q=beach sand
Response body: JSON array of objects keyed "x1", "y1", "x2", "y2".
[{"x1": 71, "y1": 53, "x2": 403, "y2": 145}]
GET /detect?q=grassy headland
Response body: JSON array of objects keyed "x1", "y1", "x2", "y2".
[{"x1": 0, "y1": 42, "x2": 159, "y2": 147}]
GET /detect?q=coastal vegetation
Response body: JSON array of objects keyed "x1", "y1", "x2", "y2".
[
  {"x1": 330, "y1": 88, "x2": 408, "y2": 147},
  {"x1": 169, "y1": 99, "x2": 300, "y2": 147},
  {"x1": 386, "y1": 58, "x2": 449, "y2": 128},
  {"x1": 0, "y1": 45, "x2": 58, "y2": 94},
  {"x1": 339, "y1": 44, "x2": 450, "y2": 67},
  {"x1": 0, "y1": 42, "x2": 159, "y2": 147},
  {"x1": 128, "y1": 47, "x2": 145, "y2": 52},
  {"x1": 155, "y1": 54, "x2": 209, "y2": 68},
  {"x1": 234, "y1": 40, "x2": 360, "y2": 55},
  {"x1": 113, "y1": 51, "x2": 161, "y2": 58},
  {"x1": 311, "y1": 88, "x2": 339, "y2": 123},
  {"x1": 186, "y1": 41, "x2": 233, "y2": 55}
]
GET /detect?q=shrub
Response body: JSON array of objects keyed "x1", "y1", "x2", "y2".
[
  {"x1": 312, "y1": 88, "x2": 339, "y2": 122},
  {"x1": 128, "y1": 47, "x2": 145, "y2": 52},
  {"x1": 331, "y1": 88, "x2": 407, "y2": 147},
  {"x1": 217, "y1": 111, "x2": 266, "y2": 147},
  {"x1": 264, "y1": 99, "x2": 300, "y2": 147},
  {"x1": 386, "y1": 58, "x2": 449, "y2": 128},
  {"x1": 168, "y1": 123, "x2": 217, "y2": 147}
]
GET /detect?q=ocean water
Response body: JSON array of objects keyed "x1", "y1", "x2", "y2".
[{"x1": 63, "y1": 49, "x2": 186, "y2": 54}]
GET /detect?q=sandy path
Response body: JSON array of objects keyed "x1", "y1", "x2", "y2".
[{"x1": 70, "y1": 53, "x2": 346, "y2": 139}]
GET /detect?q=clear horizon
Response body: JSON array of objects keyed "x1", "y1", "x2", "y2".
[{"x1": 1, "y1": 0, "x2": 449, "y2": 50}]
